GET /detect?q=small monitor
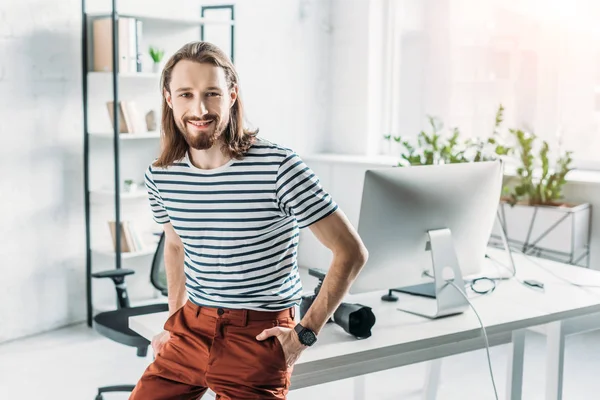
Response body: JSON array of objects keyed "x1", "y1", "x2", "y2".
[{"x1": 350, "y1": 161, "x2": 503, "y2": 302}]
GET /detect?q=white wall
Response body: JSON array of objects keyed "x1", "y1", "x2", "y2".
[
  {"x1": 0, "y1": 0, "x2": 85, "y2": 342},
  {"x1": 231, "y1": 0, "x2": 333, "y2": 156},
  {"x1": 327, "y1": 0, "x2": 387, "y2": 156}
]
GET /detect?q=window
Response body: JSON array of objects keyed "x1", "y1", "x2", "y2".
[{"x1": 383, "y1": 0, "x2": 600, "y2": 169}]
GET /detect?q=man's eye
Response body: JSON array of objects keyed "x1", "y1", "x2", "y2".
[
  {"x1": 207, "y1": 92, "x2": 221, "y2": 97},
  {"x1": 180, "y1": 93, "x2": 191, "y2": 98}
]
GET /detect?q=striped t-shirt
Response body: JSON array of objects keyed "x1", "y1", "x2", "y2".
[{"x1": 144, "y1": 138, "x2": 338, "y2": 311}]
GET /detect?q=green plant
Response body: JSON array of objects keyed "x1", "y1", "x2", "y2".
[
  {"x1": 505, "y1": 129, "x2": 573, "y2": 206},
  {"x1": 397, "y1": 116, "x2": 469, "y2": 166},
  {"x1": 149, "y1": 46, "x2": 165, "y2": 63},
  {"x1": 392, "y1": 103, "x2": 574, "y2": 207},
  {"x1": 465, "y1": 104, "x2": 511, "y2": 162}
]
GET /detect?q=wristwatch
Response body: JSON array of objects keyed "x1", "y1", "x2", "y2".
[{"x1": 294, "y1": 323, "x2": 318, "y2": 346}]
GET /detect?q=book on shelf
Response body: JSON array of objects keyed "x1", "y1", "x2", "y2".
[
  {"x1": 127, "y1": 222, "x2": 146, "y2": 252},
  {"x1": 108, "y1": 221, "x2": 146, "y2": 253},
  {"x1": 121, "y1": 101, "x2": 146, "y2": 133},
  {"x1": 106, "y1": 101, "x2": 129, "y2": 133},
  {"x1": 106, "y1": 101, "x2": 146, "y2": 133},
  {"x1": 135, "y1": 20, "x2": 143, "y2": 72},
  {"x1": 92, "y1": 17, "x2": 143, "y2": 73}
]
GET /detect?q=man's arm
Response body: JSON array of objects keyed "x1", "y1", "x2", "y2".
[
  {"x1": 299, "y1": 209, "x2": 369, "y2": 335},
  {"x1": 255, "y1": 208, "x2": 367, "y2": 366},
  {"x1": 163, "y1": 222, "x2": 187, "y2": 316}
]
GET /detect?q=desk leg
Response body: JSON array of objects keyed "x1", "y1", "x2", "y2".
[
  {"x1": 422, "y1": 359, "x2": 442, "y2": 400},
  {"x1": 506, "y1": 329, "x2": 525, "y2": 400},
  {"x1": 545, "y1": 321, "x2": 565, "y2": 400},
  {"x1": 353, "y1": 375, "x2": 366, "y2": 400}
]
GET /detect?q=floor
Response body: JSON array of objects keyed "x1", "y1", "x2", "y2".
[{"x1": 1, "y1": 321, "x2": 600, "y2": 399}]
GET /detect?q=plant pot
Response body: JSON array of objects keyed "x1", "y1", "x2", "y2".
[
  {"x1": 123, "y1": 182, "x2": 139, "y2": 193},
  {"x1": 152, "y1": 62, "x2": 162, "y2": 74},
  {"x1": 489, "y1": 200, "x2": 592, "y2": 267}
]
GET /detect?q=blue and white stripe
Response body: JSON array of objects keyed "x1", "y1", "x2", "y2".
[{"x1": 145, "y1": 138, "x2": 338, "y2": 311}]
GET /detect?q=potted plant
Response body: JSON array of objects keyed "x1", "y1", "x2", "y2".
[
  {"x1": 123, "y1": 179, "x2": 139, "y2": 193},
  {"x1": 489, "y1": 129, "x2": 591, "y2": 267},
  {"x1": 149, "y1": 46, "x2": 165, "y2": 73}
]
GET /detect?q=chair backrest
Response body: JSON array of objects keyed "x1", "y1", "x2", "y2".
[{"x1": 150, "y1": 232, "x2": 168, "y2": 295}]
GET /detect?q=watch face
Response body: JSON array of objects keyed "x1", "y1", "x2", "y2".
[{"x1": 301, "y1": 330, "x2": 317, "y2": 346}]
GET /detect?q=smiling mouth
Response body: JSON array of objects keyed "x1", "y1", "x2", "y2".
[{"x1": 187, "y1": 120, "x2": 214, "y2": 128}]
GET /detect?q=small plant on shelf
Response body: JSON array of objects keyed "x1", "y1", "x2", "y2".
[
  {"x1": 123, "y1": 179, "x2": 139, "y2": 193},
  {"x1": 149, "y1": 46, "x2": 165, "y2": 73}
]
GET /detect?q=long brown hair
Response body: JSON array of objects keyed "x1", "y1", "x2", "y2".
[{"x1": 154, "y1": 41, "x2": 258, "y2": 167}]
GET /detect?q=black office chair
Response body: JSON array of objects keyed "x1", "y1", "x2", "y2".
[{"x1": 91, "y1": 232, "x2": 168, "y2": 400}]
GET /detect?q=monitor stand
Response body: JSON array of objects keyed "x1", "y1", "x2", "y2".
[{"x1": 396, "y1": 228, "x2": 469, "y2": 319}]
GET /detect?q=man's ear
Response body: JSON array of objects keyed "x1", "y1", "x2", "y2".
[
  {"x1": 229, "y1": 84, "x2": 238, "y2": 108},
  {"x1": 164, "y1": 89, "x2": 173, "y2": 109}
]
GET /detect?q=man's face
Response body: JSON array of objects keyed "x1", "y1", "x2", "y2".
[{"x1": 165, "y1": 60, "x2": 237, "y2": 150}]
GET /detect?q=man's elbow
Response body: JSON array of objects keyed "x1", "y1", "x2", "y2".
[
  {"x1": 355, "y1": 243, "x2": 369, "y2": 267},
  {"x1": 343, "y1": 242, "x2": 368, "y2": 273}
]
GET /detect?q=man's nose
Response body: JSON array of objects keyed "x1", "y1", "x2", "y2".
[{"x1": 192, "y1": 98, "x2": 209, "y2": 116}]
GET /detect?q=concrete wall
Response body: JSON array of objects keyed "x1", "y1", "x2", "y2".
[{"x1": 0, "y1": 0, "x2": 85, "y2": 342}]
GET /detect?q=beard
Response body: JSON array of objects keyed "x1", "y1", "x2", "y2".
[{"x1": 176, "y1": 113, "x2": 226, "y2": 150}]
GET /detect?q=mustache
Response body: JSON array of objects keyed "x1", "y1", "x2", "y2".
[{"x1": 184, "y1": 114, "x2": 219, "y2": 123}]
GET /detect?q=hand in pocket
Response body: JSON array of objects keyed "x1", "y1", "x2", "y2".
[{"x1": 151, "y1": 330, "x2": 171, "y2": 356}]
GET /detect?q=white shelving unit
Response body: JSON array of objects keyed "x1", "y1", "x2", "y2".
[
  {"x1": 92, "y1": 247, "x2": 156, "y2": 259},
  {"x1": 86, "y1": 12, "x2": 235, "y2": 28},
  {"x1": 89, "y1": 131, "x2": 160, "y2": 139},
  {"x1": 90, "y1": 189, "x2": 148, "y2": 204},
  {"x1": 88, "y1": 71, "x2": 160, "y2": 79},
  {"x1": 82, "y1": 2, "x2": 236, "y2": 325}
]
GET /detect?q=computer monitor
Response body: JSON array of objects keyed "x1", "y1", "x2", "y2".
[{"x1": 350, "y1": 161, "x2": 504, "y2": 318}]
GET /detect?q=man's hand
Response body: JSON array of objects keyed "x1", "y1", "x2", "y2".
[
  {"x1": 256, "y1": 327, "x2": 307, "y2": 368},
  {"x1": 151, "y1": 330, "x2": 171, "y2": 356}
]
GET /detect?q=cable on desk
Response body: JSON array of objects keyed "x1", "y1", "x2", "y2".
[
  {"x1": 485, "y1": 253, "x2": 547, "y2": 292},
  {"x1": 445, "y1": 279, "x2": 499, "y2": 400},
  {"x1": 422, "y1": 270, "x2": 502, "y2": 296},
  {"x1": 495, "y1": 247, "x2": 600, "y2": 290}
]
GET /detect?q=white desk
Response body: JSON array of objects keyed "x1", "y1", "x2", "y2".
[
  {"x1": 129, "y1": 253, "x2": 600, "y2": 400},
  {"x1": 484, "y1": 248, "x2": 600, "y2": 400}
]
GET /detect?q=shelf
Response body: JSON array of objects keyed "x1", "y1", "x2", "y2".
[
  {"x1": 92, "y1": 247, "x2": 156, "y2": 259},
  {"x1": 88, "y1": 71, "x2": 160, "y2": 79},
  {"x1": 89, "y1": 131, "x2": 160, "y2": 139},
  {"x1": 86, "y1": 13, "x2": 235, "y2": 27},
  {"x1": 91, "y1": 190, "x2": 147, "y2": 203}
]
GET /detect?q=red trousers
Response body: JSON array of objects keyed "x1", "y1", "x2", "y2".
[{"x1": 130, "y1": 300, "x2": 296, "y2": 399}]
